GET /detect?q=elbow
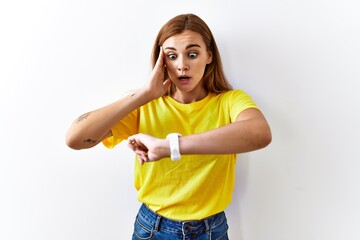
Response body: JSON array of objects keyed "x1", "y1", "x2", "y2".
[
  {"x1": 260, "y1": 127, "x2": 272, "y2": 148},
  {"x1": 252, "y1": 123, "x2": 272, "y2": 150},
  {"x1": 65, "y1": 130, "x2": 101, "y2": 150},
  {"x1": 65, "y1": 131, "x2": 83, "y2": 150},
  {"x1": 258, "y1": 125, "x2": 272, "y2": 149}
]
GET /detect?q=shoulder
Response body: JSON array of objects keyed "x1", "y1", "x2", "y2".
[
  {"x1": 215, "y1": 89, "x2": 253, "y2": 101},
  {"x1": 216, "y1": 89, "x2": 258, "y2": 109}
]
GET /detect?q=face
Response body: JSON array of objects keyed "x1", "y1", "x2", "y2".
[{"x1": 163, "y1": 30, "x2": 212, "y2": 102}]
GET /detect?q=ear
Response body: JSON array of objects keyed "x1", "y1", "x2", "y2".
[{"x1": 206, "y1": 51, "x2": 213, "y2": 64}]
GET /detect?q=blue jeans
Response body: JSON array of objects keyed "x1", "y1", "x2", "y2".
[{"x1": 132, "y1": 204, "x2": 229, "y2": 240}]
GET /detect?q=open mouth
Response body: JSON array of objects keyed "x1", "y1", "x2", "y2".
[{"x1": 178, "y1": 75, "x2": 190, "y2": 81}]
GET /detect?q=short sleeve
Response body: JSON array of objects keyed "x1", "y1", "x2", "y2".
[
  {"x1": 102, "y1": 108, "x2": 139, "y2": 148},
  {"x1": 228, "y1": 90, "x2": 259, "y2": 122}
]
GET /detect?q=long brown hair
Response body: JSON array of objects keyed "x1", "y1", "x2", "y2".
[{"x1": 151, "y1": 14, "x2": 232, "y2": 96}]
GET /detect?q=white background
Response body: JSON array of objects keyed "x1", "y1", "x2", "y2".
[{"x1": 1, "y1": 0, "x2": 359, "y2": 239}]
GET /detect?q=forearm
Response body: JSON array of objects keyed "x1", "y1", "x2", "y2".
[
  {"x1": 128, "y1": 109, "x2": 271, "y2": 163},
  {"x1": 66, "y1": 88, "x2": 153, "y2": 150},
  {"x1": 179, "y1": 118, "x2": 271, "y2": 155}
]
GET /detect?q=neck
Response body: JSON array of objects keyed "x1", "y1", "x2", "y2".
[{"x1": 172, "y1": 89, "x2": 208, "y2": 104}]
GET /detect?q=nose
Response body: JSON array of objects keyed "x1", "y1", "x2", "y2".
[{"x1": 177, "y1": 57, "x2": 189, "y2": 72}]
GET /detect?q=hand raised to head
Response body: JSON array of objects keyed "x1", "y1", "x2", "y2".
[{"x1": 144, "y1": 47, "x2": 171, "y2": 99}]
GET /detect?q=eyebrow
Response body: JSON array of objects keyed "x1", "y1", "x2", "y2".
[{"x1": 164, "y1": 44, "x2": 201, "y2": 51}]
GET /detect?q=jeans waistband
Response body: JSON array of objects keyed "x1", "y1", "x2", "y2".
[{"x1": 138, "y1": 203, "x2": 225, "y2": 234}]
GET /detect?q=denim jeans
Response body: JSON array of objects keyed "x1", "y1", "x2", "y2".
[{"x1": 132, "y1": 204, "x2": 229, "y2": 240}]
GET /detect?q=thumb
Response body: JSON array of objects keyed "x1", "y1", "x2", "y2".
[{"x1": 163, "y1": 79, "x2": 171, "y2": 91}]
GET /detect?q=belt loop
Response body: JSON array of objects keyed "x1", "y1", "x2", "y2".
[
  {"x1": 204, "y1": 219, "x2": 211, "y2": 239},
  {"x1": 154, "y1": 215, "x2": 161, "y2": 232}
]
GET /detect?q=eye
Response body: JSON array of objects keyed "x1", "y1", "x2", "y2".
[
  {"x1": 167, "y1": 53, "x2": 177, "y2": 60},
  {"x1": 188, "y1": 52, "x2": 198, "y2": 59}
]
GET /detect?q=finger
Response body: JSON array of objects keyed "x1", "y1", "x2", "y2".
[
  {"x1": 137, "y1": 156, "x2": 145, "y2": 165},
  {"x1": 138, "y1": 154, "x2": 149, "y2": 165},
  {"x1": 127, "y1": 140, "x2": 135, "y2": 149},
  {"x1": 127, "y1": 138, "x2": 135, "y2": 145},
  {"x1": 128, "y1": 137, "x2": 146, "y2": 149},
  {"x1": 134, "y1": 149, "x2": 147, "y2": 157},
  {"x1": 163, "y1": 78, "x2": 171, "y2": 90},
  {"x1": 127, "y1": 139, "x2": 141, "y2": 151},
  {"x1": 128, "y1": 137, "x2": 148, "y2": 150},
  {"x1": 134, "y1": 150, "x2": 147, "y2": 165},
  {"x1": 154, "y1": 46, "x2": 165, "y2": 69}
]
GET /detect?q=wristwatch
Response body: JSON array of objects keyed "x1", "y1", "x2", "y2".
[{"x1": 166, "y1": 133, "x2": 182, "y2": 161}]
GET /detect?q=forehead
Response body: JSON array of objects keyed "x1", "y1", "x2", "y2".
[{"x1": 163, "y1": 30, "x2": 206, "y2": 49}]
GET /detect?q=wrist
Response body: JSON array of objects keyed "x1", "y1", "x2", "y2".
[
  {"x1": 163, "y1": 139, "x2": 171, "y2": 158},
  {"x1": 141, "y1": 84, "x2": 159, "y2": 101},
  {"x1": 137, "y1": 87, "x2": 156, "y2": 102}
]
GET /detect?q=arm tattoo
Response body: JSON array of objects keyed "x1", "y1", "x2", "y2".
[
  {"x1": 131, "y1": 93, "x2": 135, "y2": 97},
  {"x1": 84, "y1": 139, "x2": 97, "y2": 145},
  {"x1": 76, "y1": 112, "x2": 91, "y2": 123}
]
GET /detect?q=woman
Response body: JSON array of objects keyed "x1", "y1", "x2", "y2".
[{"x1": 66, "y1": 13, "x2": 271, "y2": 240}]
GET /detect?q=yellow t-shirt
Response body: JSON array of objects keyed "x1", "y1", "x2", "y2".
[{"x1": 103, "y1": 89, "x2": 258, "y2": 220}]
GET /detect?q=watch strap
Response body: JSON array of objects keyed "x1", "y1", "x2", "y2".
[{"x1": 166, "y1": 133, "x2": 182, "y2": 161}]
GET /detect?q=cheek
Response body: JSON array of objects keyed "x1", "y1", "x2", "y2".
[
  {"x1": 164, "y1": 61, "x2": 176, "y2": 73},
  {"x1": 164, "y1": 63, "x2": 176, "y2": 80},
  {"x1": 193, "y1": 61, "x2": 207, "y2": 72}
]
